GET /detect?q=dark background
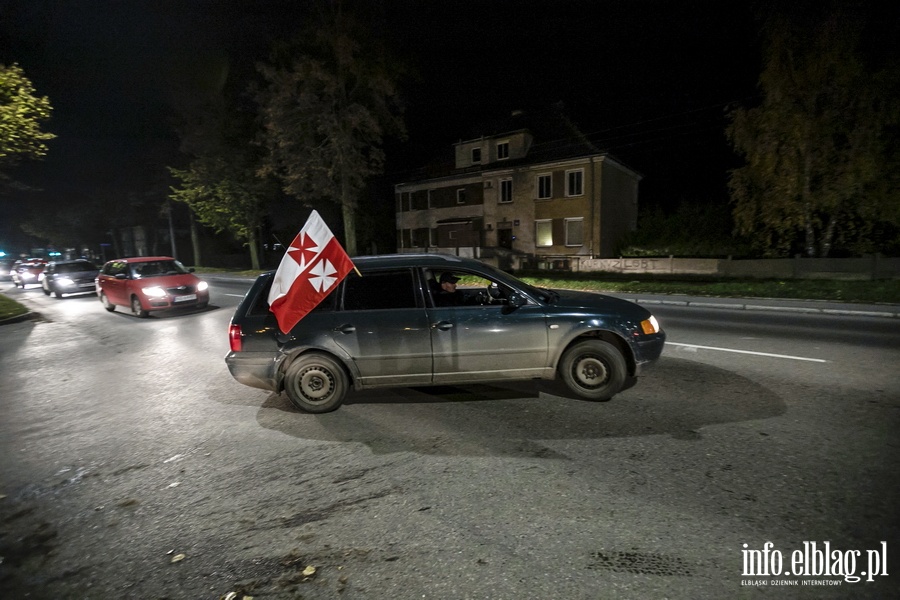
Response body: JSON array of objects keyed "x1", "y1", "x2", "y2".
[{"x1": 0, "y1": 0, "x2": 896, "y2": 256}]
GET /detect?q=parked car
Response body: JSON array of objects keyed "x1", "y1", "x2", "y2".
[
  {"x1": 96, "y1": 256, "x2": 209, "y2": 317},
  {"x1": 226, "y1": 254, "x2": 665, "y2": 413},
  {"x1": 41, "y1": 259, "x2": 100, "y2": 298},
  {"x1": 11, "y1": 259, "x2": 48, "y2": 288}
]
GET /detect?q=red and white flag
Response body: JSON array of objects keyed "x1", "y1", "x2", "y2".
[{"x1": 268, "y1": 210, "x2": 355, "y2": 333}]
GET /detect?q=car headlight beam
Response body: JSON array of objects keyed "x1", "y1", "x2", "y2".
[{"x1": 142, "y1": 286, "x2": 167, "y2": 298}]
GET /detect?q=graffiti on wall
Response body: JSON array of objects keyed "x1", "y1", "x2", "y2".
[{"x1": 580, "y1": 258, "x2": 668, "y2": 272}]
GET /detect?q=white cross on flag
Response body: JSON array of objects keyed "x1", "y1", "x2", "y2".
[{"x1": 268, "y1": 210, "x2": 355, "y2": 333}]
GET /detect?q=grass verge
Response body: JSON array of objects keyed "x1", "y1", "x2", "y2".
[
  {"x1": 0, "y1": 293, "x2": 30, "y2": 321},
  {"x1": 516, "y1": 273, "x2": 900, "y2": 304}
]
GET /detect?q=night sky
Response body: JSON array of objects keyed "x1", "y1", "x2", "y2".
[{"x1": 1, "y1": 0, "x2": 895, "y2": 254}]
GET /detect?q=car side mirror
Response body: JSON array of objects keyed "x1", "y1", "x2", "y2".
[
  {"x1": 507, "y1": 292, "x2": 526, "y2": 308},
  {"x1": 114, "y1": 273, "x2": 128, "y2": 280},
  {"x1": 188, "y1": 267, "x2": 195, "y2": 273}
]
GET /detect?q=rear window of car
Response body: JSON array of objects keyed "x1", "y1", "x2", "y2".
[
  {"x1": 56, "y1": 262, "x2": 96, "y2": 273},
  {"x1": 341, "y1": 269, "x2": 417, "y2": 311},
  {"x1": 247, "y1": 276, "x2": 337, "y2": 317}
]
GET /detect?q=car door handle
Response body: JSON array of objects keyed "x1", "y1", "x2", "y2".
[
  {"x1": 335, "y1": 324, "x2": 356, "y2": 334},
  {"x1": 433, "y1": 321, "x2": 454, "y2": 331}
]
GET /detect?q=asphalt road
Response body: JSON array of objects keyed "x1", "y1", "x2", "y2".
[{"x1": 1, "y1": 278, "x2": 898, "y2": 599}]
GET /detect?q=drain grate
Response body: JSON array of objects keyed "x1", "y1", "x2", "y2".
[{"x1": 589, "y1": 550, "x2": 695, "y2": 577}]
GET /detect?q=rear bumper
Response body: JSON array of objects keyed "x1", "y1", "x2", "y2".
[{"x1": 225, "y1": 351, "x2": 282, "y2": 392}]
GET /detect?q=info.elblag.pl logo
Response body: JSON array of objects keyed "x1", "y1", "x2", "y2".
[{"x1": 741, "y1": 541, "x2": 889, "y2": 586}]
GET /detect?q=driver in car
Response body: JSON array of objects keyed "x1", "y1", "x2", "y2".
[{"x1": 434, "y1": 272, "x2": 466, "y2": 306}]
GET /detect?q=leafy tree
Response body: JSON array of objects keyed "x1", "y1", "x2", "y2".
[
  {"x1": 727, "y1": 7, "x2": 900, "y2": 257},
  {"x1": 0, "y1": 63, "x2": 55, "y2": 180},
  {"x1": 169, "y1": 97, "x2": 277, "y2": 270},
  {"x1": 618, "y1": 202, "x2": 751, "y2": 258},
  {"x1": 255, "y1": 3, "x2": 406, "y2": 256}
]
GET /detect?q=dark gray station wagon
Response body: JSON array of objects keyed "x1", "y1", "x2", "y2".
[{"x1": 226, "y1": 254, "x2": 665, "y2": 413}]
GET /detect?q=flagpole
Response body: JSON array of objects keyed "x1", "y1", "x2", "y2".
[{"x1": 353, "y1": 266, "x2": 362, "y2": 277}]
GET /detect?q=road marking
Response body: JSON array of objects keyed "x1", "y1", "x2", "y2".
[
  {"x1": 666, "y1": 342, "x2": 827, "y2": 363},
  {"x1": 223, "y1": 293, "x2": 246, "y2": 298}
]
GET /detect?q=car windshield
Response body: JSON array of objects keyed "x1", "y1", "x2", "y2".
[{"x1": 130, "y1": 260, "x2": 187, "y2": 279}]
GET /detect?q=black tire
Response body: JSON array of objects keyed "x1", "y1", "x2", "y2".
[
  {"x1": 100, "y1": 292, "x2": 116, "y2": 312},
  {"x1": 130, "y1": 295, "x2": 148, "y2": 318},
  {"x1": 42, "y1": 282, "x2": 51, "y2": 296},
  {"x1": 283, "y1": 353, "x2": 348, "y2": 413},
  {"x1": 559, "y1": 339, "x2": 627, "y2": 401},
  {"x1": 53, "y1": 286, "x2": 63, "y2": 299}
]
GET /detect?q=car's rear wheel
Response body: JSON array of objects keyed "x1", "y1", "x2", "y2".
[
  {"x1": 42, "y1": 282, "x2": 51, "y2": 296},
  {"x1": 100, "y1": 292, "x2": 116, "y2": 312},
  {"x1": 283, "y1": 353, "x2": 348, "y2": 413},
  {"x1": 130, "y1": 295, "x2": 148, "y2": 318},
  {"x1": 559, "y1": 339, "x2": 626, "y2": 400}
]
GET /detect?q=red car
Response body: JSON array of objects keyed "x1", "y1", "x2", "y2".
[
  {"x1": 96, "y1": 256, "x2": 209, "y2": 317},
  {"x1": 11, "y1": 258, "x2": 48, "y2": 288}
]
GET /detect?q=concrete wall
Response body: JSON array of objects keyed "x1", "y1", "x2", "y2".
[{"x1": 571, "y1": 255, "x2": 900, "y2": 280}]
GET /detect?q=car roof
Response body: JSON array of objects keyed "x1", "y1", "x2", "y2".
[
  {"x1": 107, "y1": 256, "x2": 176, "y2": 264},
  {"x1": 351, "y1": 253, "x2": 487, "y2": 270},
  {"x1": 49, "y1": 259, "x2": 95, "y2": 265}
]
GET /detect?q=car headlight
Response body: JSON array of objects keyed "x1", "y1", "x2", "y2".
[
  {"x1": 58, "y1": 277, "x2": 75, "y2": 286},
  {"x1": 142, "y1": 286, "x2": 167, "y2": 298},
  {"x1": 640, "y1": 315, "x2": 660, "y2": 335},
  {"x1": 197, "y1": 281, "x2": 209, "y2": 292},
  {"x1": 22, "y1": 272, "x2": 36, "y2": 280}
]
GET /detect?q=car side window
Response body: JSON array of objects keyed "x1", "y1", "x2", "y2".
[{"x1": 342, "y1": 269, "x2": 417, "y2": 311}]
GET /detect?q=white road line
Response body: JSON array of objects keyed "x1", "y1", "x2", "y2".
[
  {"x1": 223, "y1": 293, "x2": 246, "y2": 298},
  {"x1": 666, "y1": 342, "x2": 828, "y2": 363}
]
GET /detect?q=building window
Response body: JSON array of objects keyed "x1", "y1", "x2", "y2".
[
  {"x1": 565, "y1": 218, "x2": 584, "y2": 246},
  {"x1": 566, "y1": 169, "x2": 584, "y2": 197},
  {"x1": 536, "y1": 174, "x2": 552, "y2": 199},
  {"x1": 499, "y1": 178, "x2": 513, "y2": 203},
  {"x1": 457, "y1": 188, "x2": 466, "y2": 205},
  {"x1": 471, "y1": 148, "x2": 481, "y2": 163},
  {"x1": 535, "y1": 220, "x2": 553, "y2": 247},
  {"x1": 497, "y1": 141, "x2": 509, "y2": 160}
]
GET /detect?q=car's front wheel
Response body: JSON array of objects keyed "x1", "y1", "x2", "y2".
[
  {"x1": 130, "y1": 295, "x2": 148, "y2": 318},
  {"x1": 283, "y1": 353, "x2": 348, "y2": 413},
  {"x1": 100, "y1": 292, "x2": 116, "y2": 312},
  {"x1": 559, "y1": 339, "x2": 627, "y2": 401},
  {"x1": 42, "y1": 281, "x2": 51, "y2": 296}
]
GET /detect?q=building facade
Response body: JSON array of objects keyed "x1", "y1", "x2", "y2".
[{"x1": 395, "y1": 108, "x2": 641, "y2": 270}]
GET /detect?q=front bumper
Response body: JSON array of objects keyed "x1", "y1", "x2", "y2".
[{"x1": 632, "y1": 331, "x2": 666, "y2": 375}]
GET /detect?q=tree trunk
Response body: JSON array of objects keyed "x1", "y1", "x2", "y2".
[
  {"x1": 341, "y1": 201, "x2": 357, "y2": 256},
  {"x1": 189, "y1": 213, "x2": 202, "y2": 267},
  {"x1": 820, "y1": 216, "x2": 836, "y2": 258},
  {"x1": 248, "y1": 228, "x2": 261, "y2": 271},
  {"x1": 340, "y1": 172, "x2": 357, "y2": 256}
]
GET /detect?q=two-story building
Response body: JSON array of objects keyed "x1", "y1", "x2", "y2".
[{"x1": 395, "y1": 107, "x2": 641, "y2": 270}]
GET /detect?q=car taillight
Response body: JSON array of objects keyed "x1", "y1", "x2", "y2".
[{"x1": 229, "y1": 324, "x2": 243, "y2": 352}]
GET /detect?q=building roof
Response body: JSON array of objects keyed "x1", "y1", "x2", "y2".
[{"x1": 399, "y1": 104, "x2": 614, "y2": 183}]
